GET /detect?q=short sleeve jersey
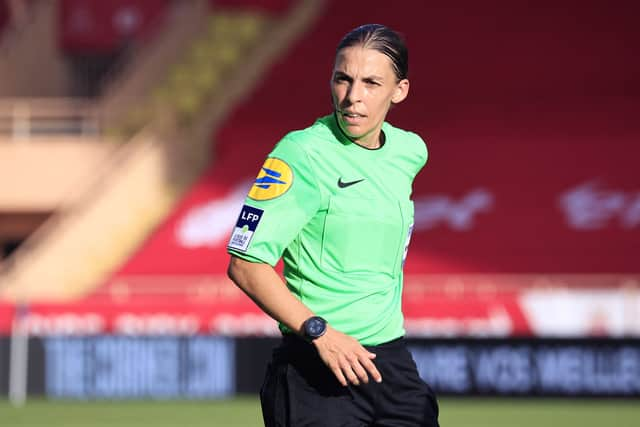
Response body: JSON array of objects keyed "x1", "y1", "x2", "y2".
[{"x1": 228, "y1": 114, "x2": 428, "y2": 345}]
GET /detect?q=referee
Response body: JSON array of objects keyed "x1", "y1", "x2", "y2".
[{"x1": 227, "y1": 24, "x2": 439, "y2": 426}]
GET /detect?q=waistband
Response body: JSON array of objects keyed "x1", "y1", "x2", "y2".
[
  {"x1": 273, "y1": 334, "x2": 409, "y2": 367},
  {"x1": 280, "y1": 333, "x2": 406, "y2": 354}
]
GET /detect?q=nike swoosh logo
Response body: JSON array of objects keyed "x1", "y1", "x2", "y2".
[{"x1": 337, "y1": 178, "x2": 365, "y2": 188}]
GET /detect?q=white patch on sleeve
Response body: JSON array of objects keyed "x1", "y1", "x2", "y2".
[{"x1": 228, "y1": 205, "x2": 264, "y2": 252}]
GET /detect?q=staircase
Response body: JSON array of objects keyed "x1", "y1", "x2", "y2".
[{"x1": 0, "y1": 0, "x2": 324, "y2": 303}]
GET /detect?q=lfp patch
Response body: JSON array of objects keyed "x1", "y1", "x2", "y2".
[
  {"x1": 248, "y1": 157, "x2": 293, "y2": 201},
  {"x1": 228, "y1": 205, "x2": 264, "y2": 252}
]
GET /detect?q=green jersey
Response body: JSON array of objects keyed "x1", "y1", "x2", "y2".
[{"x1": 228, "y1": 114, "x2": 427, "y2": 345}]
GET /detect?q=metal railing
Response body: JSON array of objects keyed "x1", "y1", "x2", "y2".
[{"x1": 0, "y1": 98, "x2": 100, "y2": 139}]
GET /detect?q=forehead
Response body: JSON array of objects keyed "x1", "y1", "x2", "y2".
[{"x1": 333, "y1": 46, "x2": 394, "y2": 76}]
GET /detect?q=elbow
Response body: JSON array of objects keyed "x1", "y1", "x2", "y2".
[
  {"x1": 227, "y1": 255, "x2": 256, "y2": 293},
  {"x1": 227, "y1": 256, "x2": 242, "y2": 285},
  {"x1": 228, "y1": 256, "x2": 271, "y2": 297}
]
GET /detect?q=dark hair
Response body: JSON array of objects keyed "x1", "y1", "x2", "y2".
[{"x1": 336, "y1": 24, "x2": 408, "y2": 81}]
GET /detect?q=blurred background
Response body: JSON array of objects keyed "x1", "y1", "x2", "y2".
[{"x1": 0, "y1": 0, "x2": 639, "y2": 425}]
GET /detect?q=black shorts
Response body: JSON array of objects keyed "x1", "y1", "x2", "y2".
[{"x1": 260, "y1": 335, "x2": 440, "y2": 427}]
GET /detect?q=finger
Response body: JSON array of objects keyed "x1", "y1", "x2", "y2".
[
  {"x1": 331, "y1": 364, "x2": 348, "y2": 387},
  {"x1": 340, "y1": 360, "x2": 361, "y2": 386},
  {"x1": 344, "y1": 351, "x2": 368, "y2": 383},
  {"x1": 360, "y1": 356, "x2": 382, "y2": 383},
  {"x1": 350, "y1": 359, "x2": 370, "y2": 384}
]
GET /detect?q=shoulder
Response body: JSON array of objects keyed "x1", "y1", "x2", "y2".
[
  {"x1": 270, "y1": 116, "x2": 335, "y2": 159},
  {"x1": 281, "y1": 116, "x2": 334, "y2": 145},
  {"x1": 385, "y1": 122, "x2": 428, "y2": 167},
  {"x1": 264, "y1": 118, "x2": 333, "y2": 182}
]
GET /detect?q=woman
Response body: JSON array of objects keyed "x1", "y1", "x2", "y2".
[{"x1": 227, "y1": 24, "x2": 439, "y2": 427}]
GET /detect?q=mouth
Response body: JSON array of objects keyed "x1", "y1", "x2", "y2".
[{"x1": 338, "y1": 110, "x2": 366, "y2": 123}]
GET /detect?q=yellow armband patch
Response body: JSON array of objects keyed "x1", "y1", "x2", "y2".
[{"x1": 248, "y1": 157, "x2": 293, "y2": 201}]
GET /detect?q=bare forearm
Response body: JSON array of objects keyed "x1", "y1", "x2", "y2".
[
  {"x1": 227, "y1": 255, "x2": 313, "y2": 335},
  {"x1": 228, "y1": 255, "x2": 381, "y2": 385}
]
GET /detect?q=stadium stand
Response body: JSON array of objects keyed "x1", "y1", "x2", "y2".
[
  {"x1": 112, "y1": 9, "x2": 272, "y2": 137},
  {"x1": 103, "y1": 0, "x2": 640, "y2": 336},
  {"x1": 0, "y1": 0, "x2": 322, "y2": 304},
  {"x1": 0, "y1": 0, "x2": 69, "y2": 97},
  {"x1": 0, "y1": 0, "x2": 207, "y2": 281},
  {"x1": 60, "y1": 0, "x2": 171, "y2": 97},
  {"x1": 117, "y1": 0, "x2": 640, "y2": 275},
  {"x1": 59, "y1": 0, "x2": 169, "y2": 54},
  {"x1": 0, "y1": 0, "x2": 639, "y2": 339}
]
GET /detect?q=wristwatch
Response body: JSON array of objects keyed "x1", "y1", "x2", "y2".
[{"x1": 302, "y1": 316, "x2": 327, "y2": 341}]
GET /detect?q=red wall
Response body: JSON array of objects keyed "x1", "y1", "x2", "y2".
[
  {"x1": 209, "y1": 0, "x2": 294, "y2": 13},
  {"x1": 0, "y1": 1, "x2": 9, "y2": 33},
  {"x1": 115, "y1": 0, "x2": 640, "y2": 276}
]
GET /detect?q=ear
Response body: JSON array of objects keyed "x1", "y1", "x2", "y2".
[{"x1": 391, "y1": 79, "x2": 410, "y2": 104}]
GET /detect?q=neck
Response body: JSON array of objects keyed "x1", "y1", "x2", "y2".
[
  {"x1": 354, "y1": 130, "x2": 384, "y2": 150},
  {"x1": 331, "y1": 112, "x2": 385, "y2": 149}
]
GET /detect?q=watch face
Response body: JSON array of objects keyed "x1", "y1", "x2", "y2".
[{"x1": 305, "y1": 317, "x2": 326, "y2": 338}]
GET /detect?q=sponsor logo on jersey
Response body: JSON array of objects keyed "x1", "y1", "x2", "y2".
[
  {"x1": 228, "y1": 205, "x2": 264, "y2": 251},
  {"x1": 248, "y1": 158, "x2": 293, "y2": 201}
]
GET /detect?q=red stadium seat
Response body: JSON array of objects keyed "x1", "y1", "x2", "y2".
[{"x1": 59, "y1": 0, "x2": 169, "y2": 53}]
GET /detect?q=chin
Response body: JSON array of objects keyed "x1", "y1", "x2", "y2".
[{"x1": 339, "y1": 123, "x2": 364, "y2": 139}]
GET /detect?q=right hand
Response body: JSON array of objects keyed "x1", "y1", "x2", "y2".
[{"x1": 312, "y1": 326, "x2": 382, "y2": 386}]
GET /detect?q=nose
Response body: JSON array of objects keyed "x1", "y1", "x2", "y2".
[{"x1": 346, "y1": 80, "x2": 364, "y2": 104}]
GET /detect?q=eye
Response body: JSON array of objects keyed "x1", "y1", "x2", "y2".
[{"x1": 364, "y1": 79, "x2": 381, "y2": 87}]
